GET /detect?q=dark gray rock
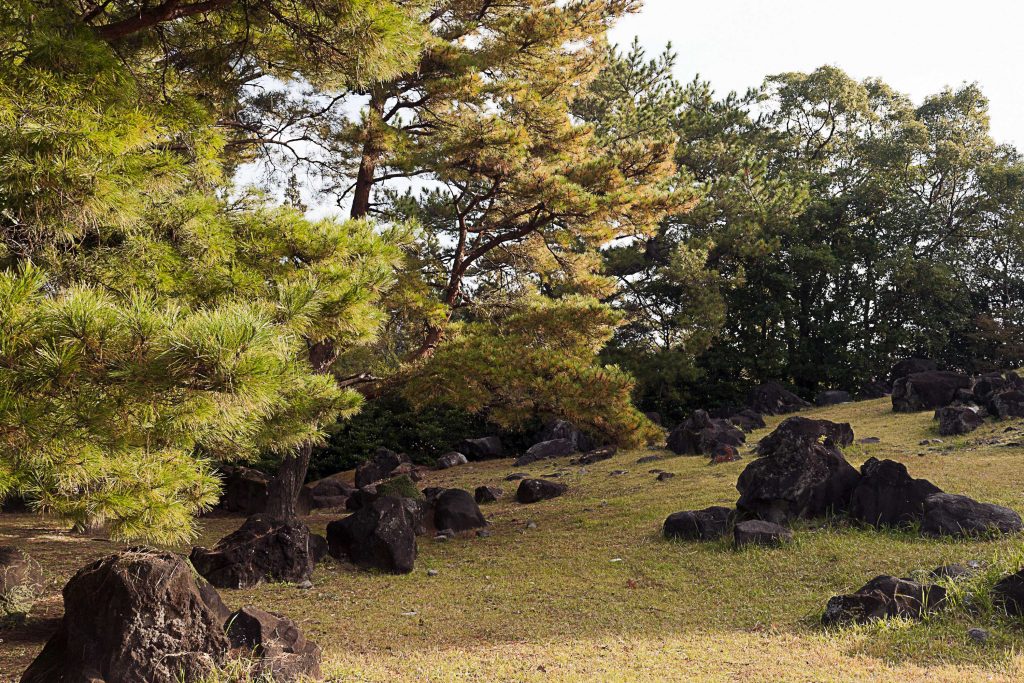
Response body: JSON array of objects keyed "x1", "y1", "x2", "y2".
[
  {"x1": 755, "y1": 416, "x2": 855, "y2": 455},
  {"x1": 747, "y1": 382, "x2": 811, "y2": 415},
  {"x1": 994, "y1": 569, "x2": 1024, "y2": 615},
  {"x1": 536, "y1": 419, "x2": 594, "y2": 452},
  {"x1": 856, "y1": 381, "x2": 890, "y2": 400},
  {"x1": 892, "y1": 371, "x2": 973, "y2": 413},
  {"x1": 436, "y1": 452, "x2": 469, "y2": 470},
  {"x1": 656, "y1": 472, "x2": 676, "y2": 482},
  {"x1": 516, "y1": 479, "x2": 568, "y2": 504},
  {"x1": 326, "y1": 496, "x2": 417, "y2": 574},
  {"x1": 226, "y1": 606, "x2": 321, "y2": 681},
  {"x1": 457, "y1": 437, "x2": 505, "y2": 461},
  {"x1": 515, "y1": 438, "x2": 576, "y2": 466},
  {"x1": 992, "y1": 390, "x2": 1024, "y2": 419},
  {"x1": 190, "y1": 516, "x2": 318, "y2": 589},
  {"x1": 849, "y1": 458, "x2": 942, "y2": 528},
  {"x1": 474, "y1": 486, "x2": 503, "y2": 504},
  {"x1": 504, "y1": 473, "x2": 530, "y2": 481},
  {"x1": 727, "y1": 409, "x2": 766, "y2": 433},
  {"x1": 920, "y1": 493, "x2": 1023, "y2": 538},
  {"x1": 303, "y1": 475, "x2": 354, "y2": 510},
  {"x1": 666, "y1": 410, "x2": 745, "y2": 456},
  {"x1": 822, "y1": 575, "x2": 947, "y2": 627},
  {"x1": 216, "y1": 465, "x2": 269, "y2": 514},
  {"x1": 570, "y1": 446, "x2": 618, "y2": 466},
  {"x1": 733, "y1": 520, "x2": 792, "y2": 547},
  {"x1": 889, "y1": 358, "x2": 938, "y2": 385},
  {"x1": 815, "y1": 390, "x2": 852, "y2": 406},
  {"x1": 355, "y1": 448, "x2": 411, "y2": 488},
  {"x1": 663, "y1": 506, "x2": 732, "y2": 541},
  {"x1": 935, "y1": 406, "x2": 985, "y2": 436},
  {"x1": 432, "y1": 489, "x2": 486, "y2": 533}
]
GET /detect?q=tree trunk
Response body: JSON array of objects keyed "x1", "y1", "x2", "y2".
[
  {"x1": 351, "y1": 91, "x2": 386, "y2": 220},
  {"x1": 264, "y1": 443, "x2": 313, "y2": 519}
]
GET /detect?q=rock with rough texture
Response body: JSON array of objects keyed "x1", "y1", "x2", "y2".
[
  {"x1": 457, "y1": 437, "x2": 506, "y2": 461},
  {"x1": 0, "y1": 546, "x2": 43, "y2": 620},
  {"x1": 516, "y1": 479, "x2": 568, "y2": 504},
  {"x1": 889, "y1": 358, "x2": 938, "y2": 385},
  {"x1": 326, "y1": 496, "x2": 417, "y2": 574},
  {"x1": 190, "y1": 516, "x2": 318, "y2": 589},
  {"x1": 920, "y1": 493, "x2": 1023, "y2": 538},
  {"x1": 728, "y1": 409, "x2": 766, "y2": 433},
  {"x1": 20, "y1": 549, "x2": 231, "y2": 683},
  {"x1": 755, "y1": 416, "x2": 855, "y2": 455},
  {"x1": 994, "y1": 569, "x2": 1024, "y2": 616},
  {"x1": 436, "y1": 452, "x2": 469, "y2": 470},
  {"x1": 226, "y1": 606, "x2": 321, "y2": 681},
  {"x1": 515, "y1": 438, "x2": 576, "y2": 466},
  {"x1": 217, "y1": 465, "x2": 270, "y2": 514},
  {"x1": 849, "y1": 458, "x2": 942, "y2": 528},
  {"x1": 737, "y1": 419, "x2": 860, "y2": 523},
  {"x1": 992, "y1": 390, "x2": 1024, "y2": 419},
  {"x1": 355, "y1": 448, "x2": 411, "y2": 488},
  {"x1": 663, "y1": 506, "x2": 732, "y2": 541},
  {"x1": 815, "y1": 390, "x2": 852, "y2": 406},
  {"x1": 856, "y1": 381, "x2": 890, "y2": 400},
  {"x1": 536, "y1": 419, "x2": 594, "y2": 452},
  {"x1": 303, "y1": 475, "x2": 354, "y2": 510},
  {"x1": 892, "y1": 371, "x2": 973, "y2": 413},
  {"x1": 432, "y1": 489, "x2": 487, "y2": 533},
  {"x1": 474, "y1": 486, "x2": 503, "y2": 504},
  {"x1": 570, "y1": 446, "x2": 618, "y2": 465},
  {"x1": 345, "y1": 485, "x2": 382, "y2": 512},
  {"x1": 747, "y1": 382, "x2": 811, "y2": 415},
  {"x1": 935, "y1": 406, "x2": 985, "y2": 436},
  {"x1": 733, "y1": 520, "x2": 793, "y2": 547},
  {"x1": 666, "y1": 410, "x2": 746, "y2": 456},
  {"x1": 821, "y1": 575, "x2": 947, "y2": 627}
]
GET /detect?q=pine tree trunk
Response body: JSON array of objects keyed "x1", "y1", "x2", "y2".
[
  {"x1": 264, "y1": 443, "x2": 312, "y2": 519},
  {"x1": 351, "y1": 91, "x2": 385, "y2": 220}
]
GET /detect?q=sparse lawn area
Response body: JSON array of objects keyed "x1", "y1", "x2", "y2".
[{"x1": 3, "y1": 398, "x2": 1024, "y2": 681}]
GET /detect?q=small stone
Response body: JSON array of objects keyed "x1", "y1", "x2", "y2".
[
  {"x1": 426, "y1": 569, "x2": 439, "y2": 577},
  {"x1": 656, "y1": 472, "x2": 676, "y2": 481},
  {"x1": 433, "y1": 534, "x2": 448, "y2": 543},
  {"x1": 609, "y1": 470, "x2": 627, "y2": 476},
  {"x1": 526, "y1": 521, "x2": 537, "y2": 530},
  {"x1": 296, "y1": 580, "x2": 314, "y2": 590},
  {"x1": 505, "y1": 473, "x2": 530, "y2": 481},
  {"x1": 476, "y1": 529, "x2": 491, "y2": 538},
  {"x1": 968, "y1": 628, "x2": 989, "y2": 643},
  {"x1": 648, "y1": 469, "x2": 664, "y2": 474},
  {"x1": 857, "y1": 437, "x2": 881, "y2": 445},
  {"x1": 636, "y1": 455, "x2": 662, "y2": 464}
]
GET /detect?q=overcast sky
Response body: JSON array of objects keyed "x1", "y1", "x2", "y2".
[{"x1": 610, "y1": 0, "x2": 1024, "y2": 148}]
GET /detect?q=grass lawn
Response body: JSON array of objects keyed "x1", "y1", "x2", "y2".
[{"x1": 3, "y1": 398, "x2": 1024, "y2": 681}]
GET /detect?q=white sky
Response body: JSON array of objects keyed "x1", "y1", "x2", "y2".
[{"x1": 611, "y1": 0, "x2": 1024, "y2": 148}]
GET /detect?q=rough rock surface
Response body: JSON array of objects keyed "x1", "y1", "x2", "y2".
[
  {"x1": 570, "y1": 446, "x2": 618, "y2": 466},
  {"x1": 474, "y1": 486, "x2": 503, "y2": 504},
  {"x1": 663, "y1": 506, "x2": 732, "y2": 541},
  {"x1": 21, "y1": 549, "x2": 231, "y2": 683},
  {"x1": 432, "y1": 488, "x2": 487, "y2": 533},
  {"x1": 436, "y1": 452, "x2": 469, "y2": 470},
  {"x1": 303, "y1": 475, "x2": 354, "y2": 510},
  {"x1": 994, "y1": 569, "x2": 1024, "y2": 616},
  {"x1": 355, "y1": 448, "x2": 411, "y2": 488},
  {"x1": 747, "y1": 382, "x2": 811, "y2": 415},
  {"x1": 326, "y1": 496, "x2": 417, "y2": 574},
  {"x1": 457, "y1": 437, "x2": 505, "y2": 461},
  {"x1": 822, "y1": 575, "x2": 947, "y2": 626},
  {"x1": 892, "y1": 371, "x2": 973, "y2": 413},
  {"x1": 666, "y1": 410, "x2": 746, "y2": 456},
  {"x1": 190, "y1": 516, "x2": 318, "y2": 589},
  {"x1": 515, "y1": 438, "x2": 576, "y2": 466},
  {"x1": 226, "y1": 606, "x2": 321, "y2": 681},
  {"x1": 848, "y1": 458, "x2": 942, "y2": 528},
  {"x1": 536, "y1": 419, "x2": 594, "y2": 452},
  {"x1": 889, "y1": 358, "x2": 938, "y2": 385},
  {"x1": 920, "y1": 493, "x2": 1023, "y2": 538},
  {"x1": 755, "y1": 417, "x2": 855, "y2": 455},
  {"x1": 217, "y1": 465, "x2": 269, "y2": 514},
  {"x1": 815, "y1": 390, "x2": 852, "y2": 406},
  {"x1": 516, "y1": 479, "x2": 568, "y2": 504},
  {"x1": 733, "y1": 520, "x2": 793, "y2": 547},
  {"x1": 935, "y1": 406, "x2": 985, "y2": 436},
  {"x1": 727, "y1": 409, "x2": 766, "y2": 433}
]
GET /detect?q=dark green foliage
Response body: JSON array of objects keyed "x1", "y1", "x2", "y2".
[{"x1": 377, "y1": 475, "x2": 422, "y2": 500}]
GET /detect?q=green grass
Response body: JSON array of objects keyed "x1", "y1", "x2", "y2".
[{"x1": 4, "y1": 398, "x2": 1024, "y2": 681}]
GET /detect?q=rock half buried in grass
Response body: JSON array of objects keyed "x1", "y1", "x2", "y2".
[
  {"x1": 190, "y1": 515, "x2": 319, "y2": 589},
  {"x1": 733, "y1": 520, "x2": 792, "y2": 548},
  {"x1": 570, "y1": 445, "x2": 618, "y2": 465},
  {"x1": 892, "y1": 371, "x2": 973, "y2": 413},
  {"x1": 436, "y1": 451, "x2": 469, "y2": 470},
  {"x1": 993, "y1": 569, "x2": 1024, "y2": 616},
  {"x1": 516, "y1": 478, "x2": 568, "y2": 504},
  {"x1": 475, "y1": 486, "x2": 503, "y2": 503},
  {"x1": 226, "y1": 606, "x2": 321, "y2": 681},
  {"x1": 663, "y1": 506, "x2": 732, "y2": 541},
  {"x1": 935, "y1": 405, "x2": 985, "y2": 436},
  {"x1": 21, "y1": 548, "x2": 231, "y2": 683},
  {"x1": 326, "y1": 496, "x2": 417, "y2": 574},
  {"x1": 515, "y1": 438, "x2": 576, "y2": 466},
  {"x1": 920, "y1": 493, "x2": 1023, "y2": 538},
  {"x1": 821, "y1": 575, "x2": 947, "y2": 627},
  {"x1": 848, "y1": 458, "x2": 942, "y2": 529}
]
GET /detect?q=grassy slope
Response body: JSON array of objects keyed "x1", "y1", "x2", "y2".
[{"x1": 3, "y1": 398, "x2": 1024, "y2": 682}]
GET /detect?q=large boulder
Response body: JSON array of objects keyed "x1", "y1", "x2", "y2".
[
  {"x1": 747, "y1": 382, "x2": 811, "y2": 415},
  {"x1": 189, "y1": 516, "x2": 318, "y2": 589},
  {"x1": 354, "y1": 448, "x2": 411, "y2": 488},
  {"x1": 666, "y1": 410, "x2": 745, "y2": 456},
  {"x1": 856, "y1": 381, "x2": 890, "y2": 400},
  {"x1": 326, "y1": 496, "x2": 417, "y2": 574},
  {"x1": 514, "y1": 438, "x2": 576, "y2": 466},
  {"x1": 815, "y1": 390, "x2": 852, "y2": 406},
  {"x1": 822, "y1": 575, "x2": 947, "y2": 627},
  {"x1": 727, "y1": 409, "x2": 766, "y2": 433},
  {"x1": 432, "y1": 488, "x2": 487, "y2": 533},
  {"x1": 436, "y1": 452, "x2": 469, "y2": 470},
  {"x1": 516, "y1": 479, "x2": 567, "y2": 504},
  {"x1": 755, "y1": 416, "x2": 855, "y2": 456},
  {"x1": 891, "y1": 371, "x2": 973, "y2": 413},
  {"x1": 994, "y1": 569, "x2": 1024, "y2": 616},
  {"x1": 457, "y1": 436, "x2": 505, "y2": 461},
  {"x1": 303, "y1": 475, "x2": 354, "y2": 510},
  {"x1": 889, "y1": 358, "x2": 938, "y2": 385},
  {"x1": 737, "y1": 419, "x2": 860, "y2": 523},
  {"x1": 733, "y1": 520, "x2": 792, "y2": 547},
  {"x1": 848, "y1": 458, "x2": 942, "y2": 528},
  {"x1": 992, "y1": 390, "x2": 1024, "y2": 419},
  {"x1": 972, "y1": 372, "x2": 1022, "y2": 407},
  {"x1": 21, "y1": 549, "x2": 231, "y2": 683},
  {"x1": 663, "y1": 506, "x2": 732, "y2": 541},
  {"x1": 217, "y1": 465, "x2": 269, "y2": 514},
  {"x1": 934, "y1": 406, "x2": 985, "y2": 436},
  {"x1": 0, "y1": 546, "x2": 43, "y2": 621},
  {"x1": 226, "y1": 606, "x2": 321, "y2": 681},
  {"x1": 920, "y1": 493, "x2": 1023, "y2": 538},
  {"x1": 536, "y1": 419, "x2": 594, "y2": 452}
]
